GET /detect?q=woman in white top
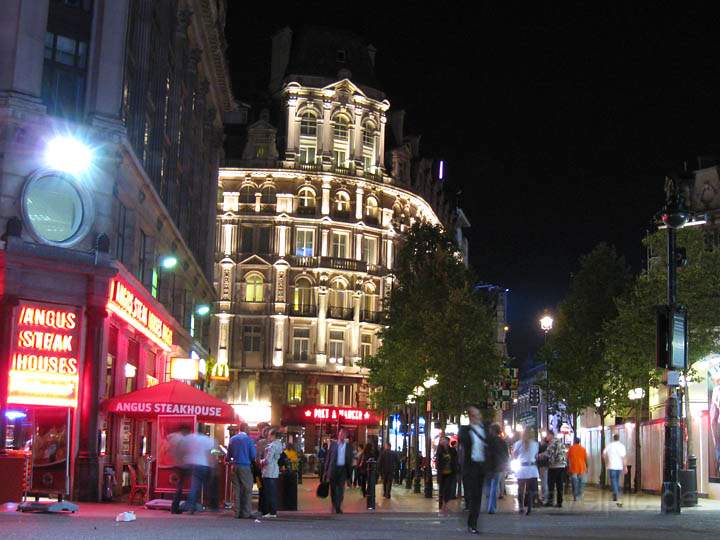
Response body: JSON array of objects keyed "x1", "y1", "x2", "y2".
[{"x1": 512, "y1": 429, "x2": 539, "y2": 515}]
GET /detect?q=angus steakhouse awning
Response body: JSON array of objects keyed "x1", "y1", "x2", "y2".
[{"x1": 103, "y1": 380, "x2": 238, "y2": 423}]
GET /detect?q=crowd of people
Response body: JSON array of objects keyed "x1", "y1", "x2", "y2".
[{"x1": 164, "y1": 410, "x2": 628, "y2": 534}]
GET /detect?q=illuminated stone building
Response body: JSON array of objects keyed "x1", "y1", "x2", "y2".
[{"x1": 212, "y1": 27, "x2": 468, "y2": 449}]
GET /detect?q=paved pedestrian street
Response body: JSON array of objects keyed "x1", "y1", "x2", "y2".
[{"x1": 2, "y1": 479, "x2": 720, "y2": 539}]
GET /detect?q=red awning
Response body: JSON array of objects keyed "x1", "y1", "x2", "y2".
[{"x1": 102, "y1": 380, "x2": 238, "y2": 424}]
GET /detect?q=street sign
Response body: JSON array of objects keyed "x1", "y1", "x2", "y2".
[{"x1": 656, "y1": 305, "x2": 687, "y2": 371}]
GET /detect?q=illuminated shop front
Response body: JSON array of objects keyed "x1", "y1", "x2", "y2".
[
  {"x1": 281, "y1": 404, "x2": 380, "y2": 450},
  {"x1": 0, "y1": 251, "x2": 189, "y2": 502}
]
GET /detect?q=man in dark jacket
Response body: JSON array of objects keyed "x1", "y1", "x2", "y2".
[
  {"x1": 458, "y1": 406, "x2": 487, "y2": 535},
  {"x1": 323, "y1": 429, "x2": 353, "y2": 513},
  {"x1": 378, "y1": 442, "x2": 398, "y2": 499}
]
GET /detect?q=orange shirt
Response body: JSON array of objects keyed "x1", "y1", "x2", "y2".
[{"x1": 567, "y1": 444, "x2": 587, "y2": 475}]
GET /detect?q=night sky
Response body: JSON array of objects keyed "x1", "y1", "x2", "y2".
[{"x1": 225, "y1": 2, "x2": 720, "y2": 363}]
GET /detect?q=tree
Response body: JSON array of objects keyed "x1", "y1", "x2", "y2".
[
  {"x1": 603, "y1": 226, "x2": 720, "y2": 461},
  {"x1": 365, "y1": 223, "x2": 505, "y2": 418},
  {"x1": 546, "y1": 243, "x2": 631, "y2": 484}
]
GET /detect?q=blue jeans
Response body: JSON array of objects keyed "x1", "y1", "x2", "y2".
[
  {"x1": 185, "y1": 465, "x2": 210, "y2": 512},
  {"x1": 485, "y1": 472, "x2": 501, "y2": 513},
  {"x1": 609, "y1": 469, "x2": 622, "y2": 499},
  {"x1": 570, "y1": 473, "x2": 584, "y2": 499},
  {"x1": 263, "y1": 477, "x2": 278, "y2": 515}
]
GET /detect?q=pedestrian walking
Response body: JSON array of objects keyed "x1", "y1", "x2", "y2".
[
  {"x1": 458, "y1": 406, "x2": 488, "y2": 535},
  {"x1": 378, "y1": 442, "x2": 398, "y2": 499},
  {"x1": 359, "y1": 439, "x2": 378, "y2": 497},
  {"x1": 512, "y1": 429, "x2": 539, "y2": 515},
  {"x1": 169, "y1": 425, "x2": 191, "y2": 514},
  {"x1": 352, "y1": 443, "x2": 362, "y2": 487},
  {"x1": 537, "y1": 433, "x2": 550, "y2": 505},
  {"x1": 485, "y1": 423, "x2": 509, "y2": 514},
  {"x1": 435, "y1": 435, "x2": 458, "y2": 515},
  {"x1": 318, "y1": 442, "x2": 328, "y2": 476},
  {"x1": 260, "y1": 428, "x2": 283, "y2": 518},
  {"x1": 603, "y1": 433, "x2": 627, "y2": 507},
  {"x1": 567, "y1": 437, "x2": 588, "y2": 501},
  {"x1": 228, "y1": 422, "x2": 257, "y2": 519},
  {"x1": 323, "y1": 429, "x2": 353, "y2": 514},
  {"x1": 181, "y1": 428, "x2": 216, "y2": 514},
  {"x1": 544, "y1": 431, "x2": 567, "y2": 508}
]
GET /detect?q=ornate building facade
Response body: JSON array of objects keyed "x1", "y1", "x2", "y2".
[{"x1": 211, "y1": 27, "x2": 466, "y2": 449}]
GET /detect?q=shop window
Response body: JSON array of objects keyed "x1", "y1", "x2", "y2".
[
  {"x1": 287, "y1": 382, "x2": 303, "y2": 404},
  {"x1": 125, "y1": 339, "x2": 139, "y2": 393}
]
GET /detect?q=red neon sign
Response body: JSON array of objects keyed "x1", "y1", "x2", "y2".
[
  {"x1": 107, "y1": 279, "x2": 173, "y2": 351},
  {"x1": 8, "y1": 303, "x2": 81, "y2": 407},
  {"x1": 282, "y1": 405, "x2": 379, "y2": 425}
]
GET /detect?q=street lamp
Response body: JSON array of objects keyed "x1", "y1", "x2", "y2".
[
  {"x1": 628, "y1": 387, "x2": 646, "y2": 493},
  {"x1": 422, "y1": 376, "x2": 437, "y2": 498},
  {"x1": 159, "y1": 255, "x2": 178, "y2": 270},
  {"x1": 539, "y1": 312, "x2": 554, "y2": 431},
  {"x1": 44, "y1": 135, "x2": 93, "y2": 175}
]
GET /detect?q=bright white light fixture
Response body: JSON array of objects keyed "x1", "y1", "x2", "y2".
[
  {"x1": 628, "y1": 387, "x2": 646, "y2": 400},
  {"x1": 160, "y1": 255, "x2": 178, "y2": 269},
  {"x1": 423, "y1": 376, "x2": 438, "y2": 389},
  {"x1": 44, "y1": 136, "x2": 93, "y2": 175},
  {"x1": 124, "y1": 363, "x2": 137, "y2": 378},
  {"x1": 540, "y1": 314, "x2": 554, "y2": 332},
  {"x1": 195, "y1": 304, "x2": 210, "y2": 316}
]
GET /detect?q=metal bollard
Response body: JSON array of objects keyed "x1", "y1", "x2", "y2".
[
  {"x1": 413, "y1": 464, "x2": 422, "y2": 493},
  {"x1": 366, "y1": 458, "x2": 377, "y2": 510}
]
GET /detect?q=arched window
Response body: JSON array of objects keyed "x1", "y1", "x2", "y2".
[
  {"x1": 260, "y1": 184, "x2": 275, "y2": 205},
  {"x1": 298, "y1": 187, "x2": 316, "y2": 209},
  {"x1": 365, "y1": 196, "x2": 379, "y2": 221},
  {"x1": 335, "y1": 191, "x2": 351, "y2": 214},
  {"x1": 333, "y1": 115, "x2": 350, "y2": 168},
  {"x1": 293, "y1": 278, "x2": 314, "y2": 312},
  {"x1": 300, "y1": 112, "x2": 317, "y2": 137},
  {"x1": 245, "y1": 274, "x2": 264, "y2": 302},
  {"x1": 240, "y1": 184, "x2": 256, "y2": 204},
  {"x1": 329, "y1": 280, "x2": 348, "y2": 308}
]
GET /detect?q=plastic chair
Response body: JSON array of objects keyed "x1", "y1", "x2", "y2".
[{"x1": 128, "y1": 463, "x2": 148, "y2": 505}]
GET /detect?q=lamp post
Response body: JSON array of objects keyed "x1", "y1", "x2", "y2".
[
  {"x1": 628, "y1": 387, "x2": 645, "y2": 493},
  {"x1": 659, "y1": 175, "x2": 689, "y2": 514},
  {"x1": 539, "y1": 313, "x2": 554, "y2": 431},
  {"x1": 422, "y1": 376, "x2": 437, "y2": 498}
]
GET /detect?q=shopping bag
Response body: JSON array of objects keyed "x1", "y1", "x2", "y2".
[{"x1": 316, "y1": 481, "x2": 329, "y2": 498}]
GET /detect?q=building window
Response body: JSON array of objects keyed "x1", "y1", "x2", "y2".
[
  {"x1": 287, "y1": 382, "x2": 303, "y2": 403},
  {"x1": 261, "y1": 185, "x2": 275, "y2": 205},
  {"x1": 295, "y1": 228, "x2": 315, "y2": 257},
  {"x1": 334, "y1": 192, "x2": 351, "y2": 214},
  {"x1": 365, "y1": 197, "x2": 379, "y2": 222},
  {"x1": 42, "y1": 31, "x2": 88, "y2": 118},
  {"x1": 319, "y1": 384, "x2": 334, "y2": 405},
  {"x1": 362, "y1": 236, "x2": 378, "y2": 264},
  {"x1": 361, "y1": 334, "x2": 373, "y2": 360},
  {"x1": 241, "y1": 226, "x2": 253, "y2": 252},
  {"x1": 336, "y1": 49, "x2": 346, "y2": 63},
  {"x1": 328, "y1": 330, "x2": 344, "y2": 363},
  {"x1": 300, "y1": 112, "x2": 317, "y2": 136},
  {"x1": 329, "y1": 280, "x2": 348, "y2": 310},
  {"x1": 240, "y1": 185, "x2": 256, "y2": 204},
  {"x1": 333, "y1": 150, "x2": 347, "y2": 168},
  {"x1": 292, "y1": 327, "x2": 310, "y2": 362},
  {"x1": 125, "y1": 339, "x2": 139, "y2": 393},
  {"x1": 114, "y1": 194, "x2": 127, "y2": 263},
  {"x1": 338, "y1": 384, "x2": 354, "y2": 406},
  {"x1": 258, "y1": 227, "x2": 271, "y2": 253},
  {"x1": 293, "y1": 278, "x2": 314, "y2": 312},
  {"x1": 363, "y1": 123, "x2": 375, "y2": 147},
  {"x1": 245, "y1": 274, "x2": 264, "y2": 302},
  {"x1": 331, "y1": 232, "x2": 349, "y2": 259},
  {"x1": 298, "y1": 187, "x2": 316, "y2": 210},
  {"x1": 299, "y1": 146, "x2": 316, "y2": 164},
  {"x1": 137, "y1": 230, "x2": 148, "y2": 284},
  {"x1": 333, "y1": 117, "x2": 349, "y2": 142},
  {"x1": 243, "y1": 325, "x2": 262, "y2": 352}
]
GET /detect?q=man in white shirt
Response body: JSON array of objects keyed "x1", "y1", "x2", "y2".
[
  {"x1": 181, "y1": 430, "x2": 216, "y2": 514},
  {"x1": 603, "y1": 433, "x2": 627, "y2": 506},
  {"x1": 459, "y1": 406, "x2": 487, "y2": 535},
  {"x1": 323, "y1": 429, "x2": 353, "y2": 514}
]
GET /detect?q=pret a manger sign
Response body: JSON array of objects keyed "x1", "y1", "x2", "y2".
[
  {"x1": 8, "y1": 303, "x2": 81, "y2": 407},
  {"x1": 107, "y1": 279, "x2": 173, "y2": 351}
]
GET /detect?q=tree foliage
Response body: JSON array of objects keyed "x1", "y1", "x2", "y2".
[{"x1": 365, "y1": 223, "x2": 505, "y2": 414}]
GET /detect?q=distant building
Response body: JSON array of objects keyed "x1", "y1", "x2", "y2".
[
  {"x1": 211, "y1": 26, "x2": 469, "y2": 450},
  {"x1": 0, "y1": 0, "x2": 233, "y2": 501}
]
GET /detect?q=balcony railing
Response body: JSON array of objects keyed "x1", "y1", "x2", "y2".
[
  {"x1": 320, "y1": 257, "x2": 367, "y2": 272},
  {"x1": 328, "y1": 305, "x2": 354, "y2": 320},
  {"x1": 366, "y1": 264, "x2": 386, "y2": 276},
  {"x1": 364, "y1": 171, "x2": 384, "y2": 183},
  {"x1": 290, "y1": 255, "x2": 319, "y2": 268},
  {"x1": 360, "y1": 309, "x2": 386, "y2": 323},
  {"x1": 294, "y1": 162, "x2": 321, "y2": 172},
  {"x1": 296, "y1": 205, "x2": 317, "y2": 216},
  {"x1": 332, "y1": 164, "x2": 354, "y2": 176},
  {"x1": 288, "y1": 304, "x2": 318, "y2": 317}
]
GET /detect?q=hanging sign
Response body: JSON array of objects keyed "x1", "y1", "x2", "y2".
[
  {"x1": 8, "y1": 302, "x2": 81, "y2": 407},
  {"x1": 282, "y1": 405, "x2": 380, "y2": 426}
]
